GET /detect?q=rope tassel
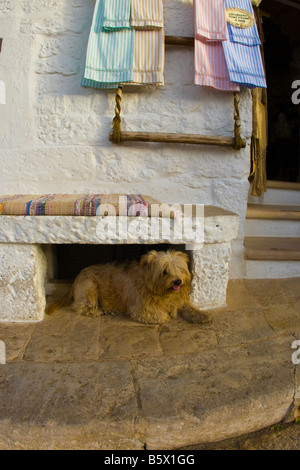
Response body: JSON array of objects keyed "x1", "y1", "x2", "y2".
[
  {"x1": 233, "y1": 92, "x2": 245, "y2": 150},
  {"x1": 112, "y1": 86, "x2": 123, "y2": 144}
]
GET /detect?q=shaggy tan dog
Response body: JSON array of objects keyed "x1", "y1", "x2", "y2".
[{"x1": 46, "y1": 250, "x2": 207, "y2": 324}]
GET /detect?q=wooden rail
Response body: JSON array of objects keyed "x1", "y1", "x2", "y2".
[
  {"x1": 109, "y1": 131, "x2": 239, "y2": 148},
  {"x1": 109, "y1": 36, "x2": 247, "y2": 150},
  {"x1": 165, "y1": 35, "x2": 194, "y2": 47}
]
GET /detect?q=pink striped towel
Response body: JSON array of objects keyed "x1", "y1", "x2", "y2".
[
  {"x1": 194, "y1": 0, "x2": 240, "y2": 91},
  {"x1": 194, "y1": 0, "x2": 228, "y2": 41},
  {"x1": 194, "y1": 40, "x2": 240, "y2": 91}
]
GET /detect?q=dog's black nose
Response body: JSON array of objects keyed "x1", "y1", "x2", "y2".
[{"x1": 173, "y1": 279, "x2": 182, "y2": 286}]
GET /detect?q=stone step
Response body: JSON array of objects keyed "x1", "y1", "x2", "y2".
[
  {"x1": 248, "y1": 181, "x2": 300, "y2": 207},
  {"x1": 248, "y1": 189, "x2": 300, "y2": 207},
  {"x1": 246, "y1": 204, "x2": 300, "y2": 221},
  {"x1": 244, "y1": 237, "x2": 300, "y2": 261},
  {"x1": 244, "y1": 219, "x2": 300, "y2": 238},
  {"x1": 244, "y1": 260, "x2": 300, "y2": 279},
  {"x1": 244, "y1": 188, "x2": 300, "y2": 279},
  {"x1": 267, "y1": 181, "x2": 300, "y2": 191}
]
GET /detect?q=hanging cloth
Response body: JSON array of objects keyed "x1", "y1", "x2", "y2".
[
  {"x1": 222, "y1": 41, "x2": 267, "y2": 88},
  {"x1": 194, "y1": 40, "x2": 240, "y2": 91},
  {"x1": 130, "y1": 0, "x2": 164, "y2": 29},
  {"x1": 132, "y1": 28, "x2": 165, "y2": 85},
  {"x1": 222, "y1": 0, "x2": 267, "y2": 88},
  {"x1": 102, "y1": 0, "x2": 131, "y2": 31},
  {"x1": 225, "y1": 0, "x2": 261, "y2": 45},
  {"x1": 130, "y1": 0, "x2": 165, "y2": 84},
  {"x1": 194, "y1": 0, "x2": 228, "y2": 42},
  {"x1": 193, "y1": 0, "x2": 240, "y2": 91},
  {"x1": 81, "y1": 0, "x2": 134, "y2": 89},
  {"x1": 249, "y1": 87, "x2": 268, "y2": 196},
  {"x1": 249, "y1": 6, "x2": 268, "y2": 196},
  {"x1": 81, "y1": 0, "x2": 164, "y2": 88}
]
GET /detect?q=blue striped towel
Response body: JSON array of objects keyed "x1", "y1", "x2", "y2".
[
  {"x1": 225, "y1": 0, "x2": 261, "y2": 45},
  {"x1": 222, "y1": 0, "x2": 266, "y2": 88},
  {"x1": 81, "y1": 0, "x2": 134, "y2": 89}
]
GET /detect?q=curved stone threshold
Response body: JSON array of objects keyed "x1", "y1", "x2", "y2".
[{"x1": 0, "y1": 278, "x2": 299, "y2": 449}]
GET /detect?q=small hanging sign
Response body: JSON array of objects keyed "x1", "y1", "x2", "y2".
[{"x1": 226, "y1": 8, "x2": 255, "y2": 29}]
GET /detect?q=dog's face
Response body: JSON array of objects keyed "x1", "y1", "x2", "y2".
[{"x1": 140, "y1": 250, "x2": 191, "y2": 296}]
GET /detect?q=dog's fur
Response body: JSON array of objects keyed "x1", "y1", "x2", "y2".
[{"x1": 46, "y1": 250, "x2": 207, "y2": 324}]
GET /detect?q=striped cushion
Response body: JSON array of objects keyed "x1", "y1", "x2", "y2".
[{"x1": 0, "y1": 194, "x2": 161, "y2": 217}]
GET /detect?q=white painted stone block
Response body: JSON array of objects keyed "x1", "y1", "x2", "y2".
[
  {"x1": 0, "y1": 206, "x2": 239, "y2": 245},
  {"x1": 189, "y1": 243, "x2": 232, "y2": 309},
  {"x1": 0, "y1": 244, "x2": 47, "y2": 322}
]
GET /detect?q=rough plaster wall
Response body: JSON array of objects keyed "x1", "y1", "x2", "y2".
[{"x1": 0, "y1": 0, "x2": 252, "y2": 277}]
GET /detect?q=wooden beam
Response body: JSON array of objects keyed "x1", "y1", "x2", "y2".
[
  {"x1": 109, "y1": 131, "x2": 245, "y2": 148},
  {"x1": 165, "y1": 35, "x2": 194, "y2": 47}
]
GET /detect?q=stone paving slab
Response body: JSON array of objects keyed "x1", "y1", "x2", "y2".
[{"x1": 0, "y1": 278, "x2": 299, "y2": 449}]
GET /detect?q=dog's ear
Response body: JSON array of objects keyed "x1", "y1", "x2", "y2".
[
  {"x1": 176, "y1": 251, "x2": 190, "y2": 265},
  {"x1": 140, "y1": 250, "x2": 158, "y2": 268}
]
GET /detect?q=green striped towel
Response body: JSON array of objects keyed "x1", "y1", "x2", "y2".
[
  {"x1": 103, "y1": 0, "x2": 131, "y2": 30},
  {"x1": 81, "y1": 0, "x2": 134, "y2": 88}
]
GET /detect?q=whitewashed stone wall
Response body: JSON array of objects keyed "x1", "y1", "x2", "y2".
[{"x1": 0, "y1": 0, "x2": 252, "y2": 277}]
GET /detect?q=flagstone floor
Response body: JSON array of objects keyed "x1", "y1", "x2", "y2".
[{"x1": 0, "y1": 277, "x2": 299, "y2": 450}]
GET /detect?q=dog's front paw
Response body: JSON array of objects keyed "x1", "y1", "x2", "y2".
[
  {"x1": 178, "y1": 305, "x2": 211, "y2": 324},
  {"x1": 81, "y1": 307, "x2": 103, "y2": 317},
  {"x1": 103, "y1": 309, "x2": 122, "y2": 317}
]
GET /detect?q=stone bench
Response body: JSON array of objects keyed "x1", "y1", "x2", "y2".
[{"x1": 0, "y1": 205, "x2": 239, "y2": 322}]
